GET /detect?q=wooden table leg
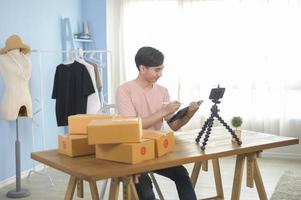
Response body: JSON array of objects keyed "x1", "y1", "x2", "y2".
[
  {"x1": 202, "y1": 160, "x2": 208, "y2": 172},
  {"x1": 77, "y1": 179, "x2": 84, "y2": 198},
  {"x1": 253, "y1": 158, "x2": 268, "y2": 200},
  {"x1": 192, "y1": 159, "x2": 224, "y2": 200},
  {"x1": 130, "y1": 179, "x2": 139, "y2": 200},
  {"x1": 65, "y1": 176, "x2": 77, "y2": 200},
  {"x1": 122, "y1": 177, "x2": 131, "y2": 200},
  {"x1": 246, "y1": 153, "x2": 256, "y2": 188},
  {"x1": 191, "y1": 161, "x2": 202, "y2": 188},
  {"x1": 231, "y1": 154, "x2": 245, "y2": 200},
  {"x1": 212, "y1": 159, "x2": 224, "y2": 199},
  {"x1": 122, "y1": 176, "x2": 139, "y2": 200},
  {"x1": 109, "y1": 178, "x2": 120, "y2": 200},
  {"x1": 89, "y1": 180, "x2": 100, "y2": 200}
]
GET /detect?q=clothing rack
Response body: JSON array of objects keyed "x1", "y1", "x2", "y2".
[
  {"x1": 27, "y1": 49, "x2": 111, "y2": 185},
  {"x1": 31, "y1": 48, "x2": 111, "y2": 104}
]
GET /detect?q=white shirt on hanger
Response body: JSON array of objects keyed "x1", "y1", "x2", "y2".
[{"x1": 77, "y1": 58, "x2": 101, "y2": 114}]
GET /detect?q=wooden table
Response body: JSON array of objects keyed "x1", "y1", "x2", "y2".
[{"x1": 31, "y1": 128, "x2": 299, "y2": 200}]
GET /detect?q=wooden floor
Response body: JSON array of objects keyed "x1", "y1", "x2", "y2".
[{"x1": 0, "y1": 156, "x2": 301, "y2": 200}]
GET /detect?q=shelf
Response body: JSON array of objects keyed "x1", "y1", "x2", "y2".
[{"x1": 74, "y1": 38, "x2": 93, "y2": 43}]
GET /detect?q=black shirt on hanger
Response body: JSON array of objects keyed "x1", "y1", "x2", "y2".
[{"x1": 52, "y1": 61, "x2": 95, "y2": 126}]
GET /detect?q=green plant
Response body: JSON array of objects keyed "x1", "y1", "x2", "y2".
[{"x1": 231, "y1": 116, "x2": 243, "y2": 129}]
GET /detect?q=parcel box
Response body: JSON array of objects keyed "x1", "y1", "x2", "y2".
[
  {"x1": 142, "y1": 130, "x2": 175, "y2": 157},
  {"x1": 58, "y1": 134, "x2": 95, "y2": 157},
  {"x1": 68, "y1": 114, "x2": 115, "y2": 135},
  {"x1": 87, "y1": 118, "x2": 142, "y2": 144},
  {"x1": 95, "y1": 139, "x2": 155, "y2": 164}
]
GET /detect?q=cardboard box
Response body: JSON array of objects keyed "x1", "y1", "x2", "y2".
[
  {"x1": 142, "y1": 130, "x2": 175, "y2": 157},
  {"x1": 68, "y1": 114, "x2": 115, "y2": 135},
  {"x1": 87, "y1": 118, "x2": 142, "y2": 144},
  {"x1": 95, "y1": 139, "x2": 155, "y2": 164},
  {"x1": 58, "y1": 134, "x2": 95, "y2": 157}
]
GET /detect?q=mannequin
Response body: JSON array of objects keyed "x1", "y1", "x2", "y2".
[
  {"x1": 0, "y1": 35, "x2": 32, "y2": 120},
  {"x1": 0, "y1": 34, "x2": 31, "y2": 198}
]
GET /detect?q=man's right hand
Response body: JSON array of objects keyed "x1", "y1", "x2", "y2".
[{"x1": 163, "y1": 101, "x2": 181, "y2": 115}]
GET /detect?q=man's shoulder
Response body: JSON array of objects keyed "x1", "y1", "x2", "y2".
[
  {"x1": 117, "y1": 80, "x2": 136, "y2": 91},
  {"x1": 154, "y1": 83, "x2": 168, "y2": 92},
  {"x1": 119, "y1": 80, "x2": 134, "y2": 87}
]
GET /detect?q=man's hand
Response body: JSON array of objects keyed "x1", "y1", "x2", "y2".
[
  {"x1": 163, "y1": 101, "x2": 181, "y2": 116},
  {"x1": 187, "y1": 100, "x2": 203, "y2": 117}
]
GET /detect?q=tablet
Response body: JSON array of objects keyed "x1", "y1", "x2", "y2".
[
  {"x1": 167, "y1": 100, "x2": 203, "y2": 123},
  {"x1": 167, "y1": 106, "x2": 189, "y2": 124}
]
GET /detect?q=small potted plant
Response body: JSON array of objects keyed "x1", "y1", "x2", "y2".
[{"x1": 231, "y1": 116, "x2": 243, "y2": 142}]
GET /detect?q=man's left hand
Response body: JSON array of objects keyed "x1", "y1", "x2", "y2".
[{"x1": 187, "y1": 100, "x2": 203, "y2": 118}]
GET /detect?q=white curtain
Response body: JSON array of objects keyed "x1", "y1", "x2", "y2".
[
  {"x1": 107, "y1": 0, "x2": 301, "y2": 137},
  {"x1": 106, "y1": 0, "x2": 126, "y2": 103}
]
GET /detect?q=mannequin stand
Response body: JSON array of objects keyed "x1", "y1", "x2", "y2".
[
  {"x1": 7, "y1": 118, "x2": 31, "y2": 198},
  {"x1": 195, "y1": 103, "x2": 242, "y2": 151}
]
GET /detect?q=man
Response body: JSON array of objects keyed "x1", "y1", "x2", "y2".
[{"x1": 116, "y1": 46, "x2": 200, "y2": 200}]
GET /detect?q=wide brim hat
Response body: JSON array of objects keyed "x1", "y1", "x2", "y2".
[{"x1": 0, "y1": 35, "x2": 30, "y2": 55}]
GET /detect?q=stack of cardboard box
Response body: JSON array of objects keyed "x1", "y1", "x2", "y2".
[
  {"x1": 58, "y1": 114, "x2": 113, "y2": 157},
  {"x1": 58, "y1": 114, "x2": 175, "y2": 164}
]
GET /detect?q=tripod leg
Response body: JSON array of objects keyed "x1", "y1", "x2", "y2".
[
  {"x1": 196, "y1": 117, "x2": 211, "y2": 143},
  {"x1": 216, "y1": 114, "x2": 242, "y2": 145},
  {"x1": 201, "y1": 116, "x2": 214, "y2": 151}
]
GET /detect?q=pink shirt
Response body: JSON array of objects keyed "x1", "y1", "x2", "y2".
[{"x1": 116, "y1": 80, "x2": 171, "y2": 130}]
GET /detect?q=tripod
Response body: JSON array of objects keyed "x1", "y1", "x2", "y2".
[{"x1": 195, "y1": 100, "x2": 242, "y2": 151}]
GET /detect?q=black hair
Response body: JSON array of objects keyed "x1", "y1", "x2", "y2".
[{"x1": 135, "y1": 46, "x2": 164, "y2": 70}]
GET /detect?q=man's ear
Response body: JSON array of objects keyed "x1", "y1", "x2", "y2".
[{"x1": 139, "y1": 65, "x2": 146, "y2": 73}]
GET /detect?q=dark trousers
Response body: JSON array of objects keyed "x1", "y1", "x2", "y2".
[{"x1": 134, "y1": 165, "x2": 197, "y2": 200}]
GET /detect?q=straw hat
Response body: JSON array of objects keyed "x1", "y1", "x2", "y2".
[{"x1": 0, "y1": 35, "x2": 30, "y2": 55}]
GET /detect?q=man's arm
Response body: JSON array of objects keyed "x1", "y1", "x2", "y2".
[
  {"x1": 168, "y1": 101, "x2": 201, "y2": 131},
  {"x1": 142, "y1": 101, "x2": 181, "y2": 129},
  {"x1": 116, "y1": 86, "x2": 181, "y2": 129},
  {"x1": 116, "y1": 87, "x2": 137, "y2": 117}
]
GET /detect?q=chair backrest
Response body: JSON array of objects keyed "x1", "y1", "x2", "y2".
[{"x1": 98, "y1": 103, "x2": 116, "y2": 114}]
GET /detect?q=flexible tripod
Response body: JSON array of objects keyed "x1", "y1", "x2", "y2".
[{"x1": 195, "y1": 100, "x2": 242, "y2": 151}]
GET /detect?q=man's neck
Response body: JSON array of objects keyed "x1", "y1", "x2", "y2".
[{"x1": 135, "y1": 76, "x2": 153, "y2": 89}]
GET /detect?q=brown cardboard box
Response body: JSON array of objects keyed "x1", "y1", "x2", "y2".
[
  {"x1": 142, "y1": 130, "x2": 175, "y2": 157},
  {"x1": 68, "y1": 114, "x2": 115, "y2": 135},
  {"x1": 87, "y1": 117, "x2": 142, "y2": 144},
  {"x1": 68, "y1": 114, "x2": 118, "y2": 135},
  {"x1": 95, "y1": 139, "x2": 155, "y2": 164},
  {"x1": 58, "y1": 134, "x2": 95, "y2": 157}
]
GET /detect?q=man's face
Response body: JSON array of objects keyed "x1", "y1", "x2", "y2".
[{"x1": 140, "y1": 65, "x2": 164, "y2": 83}]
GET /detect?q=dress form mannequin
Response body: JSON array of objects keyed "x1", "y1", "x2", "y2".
[
  {"x1": 0, "y1": 35, "x2": 31, "y2": 198},
  {"x1": 0, "y1": 48, "x2": 32, "y2": 120}
]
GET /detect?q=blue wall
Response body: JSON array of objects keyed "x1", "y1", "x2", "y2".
[
  {"x1": 82, "y1": 0, "x2": 107, "y2": 50},
  {"x1": 82, "y1": 0, "x2": 108, "y2": 101},
  {"x1": 0, "y1": 0, "x2": 106, "y2": 182}
]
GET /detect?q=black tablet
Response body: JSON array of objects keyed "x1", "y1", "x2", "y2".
[
  {"x1": 166, "y1": 100, "x2": 203, "y2": 124},
  {"x1": 167, "y1": 106, "x2": 189, "y2": 124}
]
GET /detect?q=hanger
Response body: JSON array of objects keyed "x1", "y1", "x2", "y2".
[
  {"x1": 78, "y1": 48, "x2": 84, "y2": 60},
  {"x1": 85, "y1": 52, "x2": 103, "y2": 67},
  {"x1": 76, "y1": 48, "x2": 91, "y2": 67},
  {"x1": 62, "y1": 50, "x2": 76, "y2": 65}
]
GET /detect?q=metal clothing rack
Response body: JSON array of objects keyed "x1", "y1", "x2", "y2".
[{"x1": 27, "y1": 49, "x2": 111, "y2": 187}]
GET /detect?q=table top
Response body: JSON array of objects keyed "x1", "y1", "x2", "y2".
[{"x1": 31, "y1": 128, "x2": 299, "y2": 181}]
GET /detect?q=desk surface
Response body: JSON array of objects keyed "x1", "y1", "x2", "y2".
[{"x1": 31, "y1": 128, "x2": 299, "y2": 181}]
